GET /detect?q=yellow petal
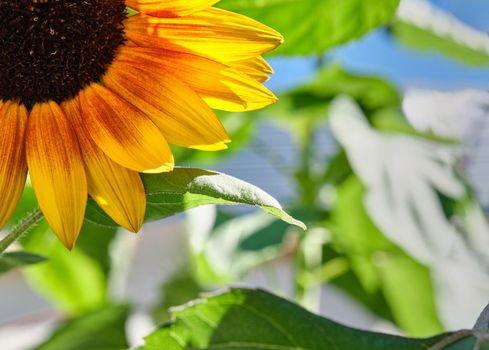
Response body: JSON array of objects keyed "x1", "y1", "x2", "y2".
[
  {"x1": 0, "y1": 101, "x2": 28, "y2": 228},
  {"x1": 124, "y1": 7, "x2": 283, "y2": 63},
  {"x1": 62, "y1": 99, "x2": 146, "y2": 233},
  {"x1": 115, "y1": 46, "x2": 277, "y2": 112},
  {"x1": 126, "y1": 0, "x2": 218, "y2": 17},
  {"x1": 26, "y1": 102, "x2": 87, "y2": 249},
  {"x1": 228, "y1": 56, "x2": 274, "y2": 83},
  {"x1": 104, "y1": 58, "x2": 230, "y2": 150},
  {"x1": 79, "y1": 84, "x2": 174, "y2": 173}
]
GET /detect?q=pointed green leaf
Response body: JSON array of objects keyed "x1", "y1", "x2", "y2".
[
  {"x1": 393, "y1": 21, "x2": 489, "y2": 66},
  {"x1": 392, "y1": 1, "x2": 489, "y2": 66},
  {"x1": 85, "y1": 168, "x2": 305, "y2": 230},
  {"x1": 0, "y1": 251, "x2": 46, "y2": 275}
]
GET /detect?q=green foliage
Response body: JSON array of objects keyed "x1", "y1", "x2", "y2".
[
  {"x1": 262, "y1": 64, "x2": 400, "y2": 126},
  {"x1": 0, "y1": 186, "x2": 114, "y2": 315},
  {"x1": 33, "y1": 304, "x2": 129, "y2": 350},
  {"x1": 218, "y1": 0, "x2": 401, "y2": 55},
  {"x1": 329, "y1": 176, "x2": 443, "y2": 336},
  {"x1": 392, "y1": 20, "x2": 489, "y2": 66},
  {"x1": 378, "y1": 254, "x2": 443, "y2": 336},
  {"x1": 257, "y1": 65, "x2": 403, "y2": 154},
  {"x1": 85, "y1": 167, "x2": 306, "y2": 230},
  {"x1": 75, "y1": 221, "x2": 117, "y2": 276},
  {"x1": 141, "y1": 288, "x2": 482, "y2": 350},
  {"x1": 152, "y1": 270, "x2": 202, "y2": 324},
  {"x1": 286, "y1": 64, "x2": 401, "y2": 114},
  {"x1": 22, "y1": 221, "x2": 107, "y2": 315},
  {"x1": 190, "y1": 210, "x2": 294, "y2": 286},
  {"x1": 3, "y1": 167, "x2": 305, "y2": 317},
  {"x1": 0, "y1": 251, "x2": 46, "y2": 275}
]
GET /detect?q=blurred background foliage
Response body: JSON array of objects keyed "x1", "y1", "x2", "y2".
[{"x1": 2, "y1": 0, "x2": 489, "y2": 349}]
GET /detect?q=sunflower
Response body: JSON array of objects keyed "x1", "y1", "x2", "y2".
[{"x1": 0, "y1": 0, "x2": 282, "y2": 249}]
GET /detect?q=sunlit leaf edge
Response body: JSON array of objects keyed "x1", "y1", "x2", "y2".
[{"x1": 84, "y1": 167, "x2": 306, "y2": 231}]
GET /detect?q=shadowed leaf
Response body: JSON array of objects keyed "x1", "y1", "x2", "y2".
[
  {"x1": 141, "y1": 288, "x2": 485, "y2": 350},
  {"x1": 0, "y1": 251, "x2": 46, "y2": 275},
  {"x1": 33, "y1": 304, "x2": 129, "y2": 350}
]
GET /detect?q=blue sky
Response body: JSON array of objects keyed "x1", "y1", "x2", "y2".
[{"x1": 266, "y1": 0, "x2": 489, "y2": 92}]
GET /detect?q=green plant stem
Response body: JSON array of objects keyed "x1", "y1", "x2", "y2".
[
  {"x1": 0, "y1": 208, "x2": 43, "y2": 254},
  {"x1": 296, "y1": 119, "x2": 317, "y2": 208},
  {"x1": 294, "y1": 118, "x2": 317, "y2": 306}
]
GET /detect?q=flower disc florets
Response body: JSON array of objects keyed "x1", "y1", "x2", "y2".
[{"x1": 0, "y1": 0, "x2": 126, "y2": 108}]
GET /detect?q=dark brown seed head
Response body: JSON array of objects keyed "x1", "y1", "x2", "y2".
[{"x1": 0, "y1": 0, "x2": 126, "y2": 108}]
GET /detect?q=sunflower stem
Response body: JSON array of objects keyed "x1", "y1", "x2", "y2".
[{"x1": 0, "y1": 208, "x2": 44, "y2": 254}]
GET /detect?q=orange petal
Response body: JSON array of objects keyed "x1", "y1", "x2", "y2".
[
  {"x1": 124, "y1": 7, "x2": 283, "y2": 63},
  {"x1": 0, "y1": 101, "x2": 28, "y2": 228},
  {"x1": 126, "y1": 0, "x2": 218, "y2": 17},
  {"x1": 79, "y1": 84, "x2": 174, "y2": 173},
  {"x1": 104, "y1": 58, "x2": 230, "y2": 150},
  {"x1": 26, "y1": 102, "x2": 87, "y2": 249},
  {"x1": 115, "y1": 46, "x2": 277, "y2": 112},
  {"x1": 62, "y1": 99, "x2": 146, "y2": 233}
]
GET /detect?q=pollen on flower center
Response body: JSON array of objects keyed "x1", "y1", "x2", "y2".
[{"x1": 0, "y1": 0, "x2": 127, "y2": 108}]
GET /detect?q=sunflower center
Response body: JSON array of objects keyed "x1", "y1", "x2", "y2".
[{"x1": 0, "y1": 0, "x2": 126, "y2": 108}]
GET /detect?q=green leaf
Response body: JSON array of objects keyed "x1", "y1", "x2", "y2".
[
  {"x1": 33, "y1": 304, "x2": 129, "y2": 350},
  {"x1": 329, "y1": 175, "x2": 443, "y2": 336},
  {"x1": 377, "y1": 253, "x2": 443, "y2": 337},
  {"x1": 392, "y1": 7, "x2": 489, "y2": 66},
  {"x1": 392, "y1": 21, "x2": 489, "y2": 66},
  {"x1": 330, "y1": 176, "x2": 394, "y2": 292},
  {"x1": 141, "y1": 288, "x2": 481, "y2": 350},
  {"x1": 85, "y1": 167, "x2": 306, "y2": 230},
  {"x1": 286, "y1": 65, "x2": 401, "y2": 114},
  {"x1": 0, "y1": 251, "x2": 46, "y2": 275},
  {"x1": 218, "y1": 0, "x2": 400, "y2": 55}
]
